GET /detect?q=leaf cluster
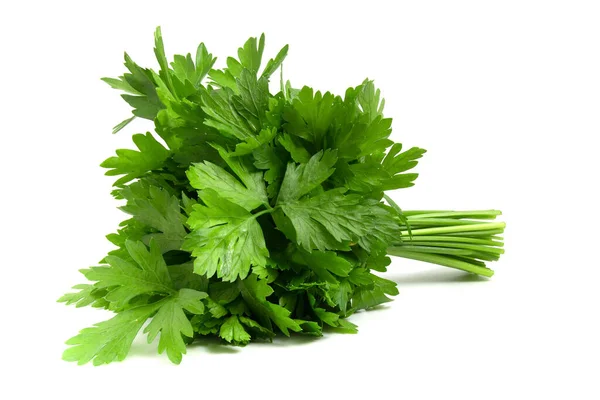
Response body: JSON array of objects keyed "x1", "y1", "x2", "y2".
[{"x1": 60, "y1": 28, "x2": 426, "y2": 364}]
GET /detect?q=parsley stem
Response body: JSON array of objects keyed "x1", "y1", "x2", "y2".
[
  {"x1": 394, "y1": 241, "x2": 504, "y2": 255},
  {"x1": 389, "y1": 210, "x2": 505, "y2": 277},
  {"x1": 252, "y1": 208, "x2": 277, "y2": 219},
  {"x1": 387, "y1": 248, "x2": 495, "y2": 277},
  {"x1": 402, "y1": 210, "x2": 502, "y2": 219},
  {"x1": 400, "y1": 222, "x2": 506, "y2": 236},
  {"x1": 405, "y1": 218, "x2": 487, "y2": 226},
  {"x1": 392, "y1": 236, "x2": 503, "y2": 246}
]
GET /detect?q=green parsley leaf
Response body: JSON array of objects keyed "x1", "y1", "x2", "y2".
[
  {"x1": 252, "y1": 140, "x2": 287, "y2": 197},
  {"x1": 63, "y1": 302, "x2": 163, "y2": 366},
  {"x1": 144, "y1": 288, "x2": 207, "y2": 364},
  {"x1": 278, "y1": 188, "x2": 399, "y2": 252},
  {"x1": 231, "y1": 127, "x2": 277, "y2": 156},
  {"x1": 200, "y1": 86, "x2": 255, "y2": 140},
  {"x1": 238, "y1": 274, "x2": 301, "y2": 336},
  {"x1": 238, "y1": 315, "x2": 275, "y2": 339},
  {"x1": 289, "y1": 247, "x2": 353, "y2": 284},
  {"x1": 283, "y1": 87, "x2": 339, "y2": 145},
  {"x1": 101, "y1": 132, "x2": 170, "y2": 186},
  {"x1": 261, "y1": 44, "x2": 289, "y2": 79},
  {"x1": 119, "y1": 183, "x2": 187, "y2": 252},
  {"x1": 82, "y1": 240, "x2": 174, "y2": 309},
  {"x1": 276, "y1": 149, "x2": 338, "y2": 204},
  {"x1": 232, "y1": 69, "x2": 270, "y2": 132},
  {"x1": 236, "y1": 34, "x2": 265, "y2": 75},
  {"x1": 327, "y1": 280, "x2": 352, "y2": 314},
  {"x1": 186, "y1": 158, "x2": 267, "y2": 211},
  {"x1": 219, "y1": 315, "x2": 252, "y2": 345},
  {"x1": 57, "y1": 284, "x2": 108, "y2": 309},
  {"x1": 102, "y1": 52, "x2": 164, "y2": 123},
  {"x1": 278, "y1": 133, "x2": 311, "y2": 163},
  {"x1": 183, "y1": 189, "x2": 269, "y2": 282}
]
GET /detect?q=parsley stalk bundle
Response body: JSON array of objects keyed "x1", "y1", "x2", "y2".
[{"x1": 59, "y1": 28, "x2": 505, "y2": 365}]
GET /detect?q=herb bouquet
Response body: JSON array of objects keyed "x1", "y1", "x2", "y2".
[{"x1": 59, "y1": 28, "x2": 505, "y2": 365}]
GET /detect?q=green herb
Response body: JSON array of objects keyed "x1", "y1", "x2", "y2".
[{"x1": 59, "y1": 27, "x2": 505, "y2": 365}]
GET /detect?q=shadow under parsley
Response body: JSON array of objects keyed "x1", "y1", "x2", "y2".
[
  {"x1": 385, "y1": 269, "x2": 490, "y2": 287},
  {"x1": 126, "y1": 271, "x2": 487, "y2": 360},
  {"x1": 187, "y1": 336, "x2": 241, "y2": 354}
]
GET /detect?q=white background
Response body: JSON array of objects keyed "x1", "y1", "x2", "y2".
[{"x1": 2, "y1": 0, "x2": 599, "y2": 399}]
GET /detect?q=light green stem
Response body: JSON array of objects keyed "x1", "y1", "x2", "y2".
[
  {"x1": 387, "y1": 248, "x2": 495, "y2": 277},
  {"x1": 401, "y1": 222, "x2": 506, "y2": 236},
  {"x1": 387, "y1": 209, "x2": 505, "y2": 277}
]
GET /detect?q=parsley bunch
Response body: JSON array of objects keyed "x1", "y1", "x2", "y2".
[{"x1": 59, "y1": 28, "x2": 505, "y2": 365}]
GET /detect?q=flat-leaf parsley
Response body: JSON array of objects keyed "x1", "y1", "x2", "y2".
[{"x1": 59, "y1": 28, "x2": 505, "y2": 365}]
